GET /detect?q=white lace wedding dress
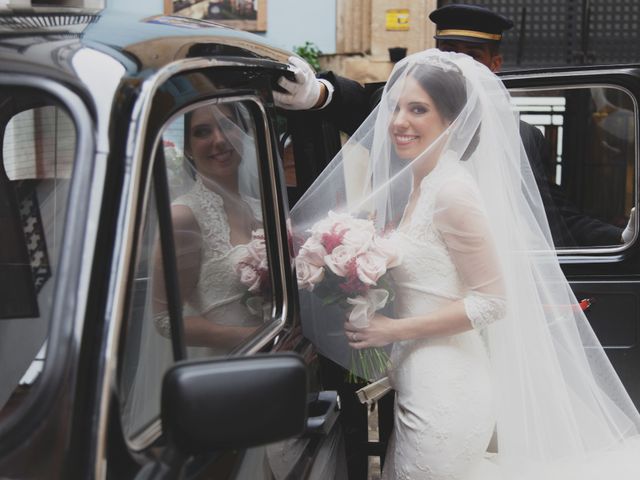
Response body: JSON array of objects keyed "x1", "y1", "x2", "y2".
[
  {"x1": 155, "y1": 177, "x2": 263, "y2": 356},
  {"x1": 380, "y1": 151, "x2": 640, "y2": 480},
  {"x1": 382, "y1": 152, "x2": 504, "y2": 480}
]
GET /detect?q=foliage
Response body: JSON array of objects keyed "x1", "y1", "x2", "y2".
[{"x1": 293, "y1": 41, "x2": 322, "y2": 71}]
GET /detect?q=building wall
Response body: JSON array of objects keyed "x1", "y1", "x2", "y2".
[
  {"x1": 103, "y1": 0, "x2": 438, "y2": 82},
  {"x1": 327, "y1": 0, "x2": 437, "y2": 83},
  {"x1": 106, "y1": 0, "x2": 336, "y2": 53}
]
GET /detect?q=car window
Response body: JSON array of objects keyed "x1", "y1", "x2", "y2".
[
  {"x1": 119, "y1": 98, "x2": 274, "y2": 444},
  {"x1": 510, "y1": 85, "x2": 636, "y2": 251},
  {"x1": 0, "y1": 98, "x2": 76, "y2": 424}
]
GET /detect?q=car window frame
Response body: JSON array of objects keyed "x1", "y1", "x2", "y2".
[
  {"x1": 503, "y1": 74, "x2": 639, "y2": 260},
  {"x1": 115, "y1": 67, "x2": 293, "y2": 454},
  {"x1": 148, "y1": 95, "x2": 290, "y2": 358},
  {"x1": 0, "y1": 73, "x2": 96, "y2": 453}
]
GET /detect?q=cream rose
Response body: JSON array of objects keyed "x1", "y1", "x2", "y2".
[
  {"x1": 356, "y1": 252, "x2": 388, "y2": 285},
  {"x1": 373, "y1": 236, "x2": 402, "y2": 269},
  {"x1": 324, "y1": 245, "x2": 357, "y2": 277},
  {"x1": 237, "y1": 263, "x2": 261, "y2": 293},
  {"x1": 246, "y1": 236, "x2": 267, "y2": 264},
  {"x1": 296, "y1": 257, "x2": 325, "y2": 291},
  {"x1": 342, "y1": 228, "x2": 374, "y2": 254},
  {"x1": 299, "y1": 236, "x2": 327, "y2": 267}
]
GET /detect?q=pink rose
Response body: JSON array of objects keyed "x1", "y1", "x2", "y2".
[
  {"x1": 246, "y1": 236, "x2": 267, "y2": 264},
  {"x1": 296, "y1": 257, "x2": 325, "y2": 291},
  {"x1": 237, "y1": 263, "x2": 262, "y2": 293},
  {"x1": 324, "y1": 245, "x2": 358, "y2": 277},
  {"x1": 356, "y1": 252, "x2": 388, "y2": 285},
  {"x1": 372, "y1": 236, "x2": 402, "y2": 269},
  {"x1": 328, "y1": 212, "x2": 374, "y2": 234},
  {"x1": 310, "y1": 211, "x2": 370, "y2": 237},
  {"x1": 299, "y1": 236, "x2": 327, "y2": 267}
]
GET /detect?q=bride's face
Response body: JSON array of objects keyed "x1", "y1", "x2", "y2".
[
  {"x1": 389, "y1": 76, "x2": 450, "y2": 161},
  {"x1": 187, "y1": 106, "x2": 241, "y2": 180}
]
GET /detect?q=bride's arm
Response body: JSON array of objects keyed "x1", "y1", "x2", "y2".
[
  {"x1": 347, "y1": 179, "x2": 506, "y2": 347},
  {"x1": 153, "y1": 205, "x2": 256, "y2": 348}
]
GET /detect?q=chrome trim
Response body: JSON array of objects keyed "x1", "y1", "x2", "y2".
[
  {"x1": 97, "y1": 57, "x2": 290, "y2": 463},
  {"x1": 507, "y1": 81, "x2": 639, "y2": 259},
  {"x1": 71, "y1": 47, "x2": 126, "y2": 154},
  {"x1": 500, "y1": 67, "x2": 640, "y2": 83}
]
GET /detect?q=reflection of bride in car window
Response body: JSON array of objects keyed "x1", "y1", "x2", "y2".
[{"x1": 153, "y1": 103, "x2": 266, "y2": 356}]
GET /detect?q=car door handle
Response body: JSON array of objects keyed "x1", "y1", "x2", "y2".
[{"x1": 305, "y1": 390, "x2": 340, "y2": 436}]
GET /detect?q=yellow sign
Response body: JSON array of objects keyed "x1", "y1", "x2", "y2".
[{"x1": 386, "y1": 9, "x2": 409, "y2": 31}]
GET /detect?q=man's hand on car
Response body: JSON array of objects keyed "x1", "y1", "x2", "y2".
[{"x1": 273, "y1": 56, "x2": 327, "y2": 110}]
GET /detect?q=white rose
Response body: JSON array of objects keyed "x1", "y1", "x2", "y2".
[
  {"x1": 373, "y1": 236, "x2": 402, "y2": 269},
  {"x1": 342, "y1": 228, "x2": 374, "y2": 254},
  {"x1": 238, "y1": 264, "x2": 261, "y2": 292},
  {"x1": 324, "y1": 245, "x2": 357, "y2": 277},
  {"x1": 299, "y1": 236, "x2": 327, "y2": 267},
  {"x1": 296, "y1": 257, "x2": 325, "y2": 291},
  {"x1": 247, "y1": 236, "x2": 267, "y2": 263},
  {"x1": 309, "y1": 215, "x2": 336, "y2": 236},
  {"x1": 356, "y1": 252, "x2": 388, "y2": 285},
  {"x1": 328, "y1": 211, "x2": 375, "y2": 234}
]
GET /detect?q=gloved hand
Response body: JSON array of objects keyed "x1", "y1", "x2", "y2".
[
  {"x1": 622, "y1": 207, "x2": 636, "y2": 243},
  {"x1": 273, "y1": 56, "x2": 323, "y2": 110}
]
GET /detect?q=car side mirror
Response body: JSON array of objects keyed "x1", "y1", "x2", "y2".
[
  {"x1": 134, "y1": 354, "x2": 308, "y2": 480},
  {"x1": 162, "y1": 353, "x2": 308, "y2": 454}
]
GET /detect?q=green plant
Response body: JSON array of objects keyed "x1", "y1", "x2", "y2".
[{"x1": 293, "y1": 41, "x2": 322, "y2": 71}]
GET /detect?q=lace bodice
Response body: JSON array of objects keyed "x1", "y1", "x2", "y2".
[
  {"x1": 173, "y1": 177, "x2": 263, "y2": 322},
  {"x1": 391, "y1": 151, "x2": 505, "y2": 330}
]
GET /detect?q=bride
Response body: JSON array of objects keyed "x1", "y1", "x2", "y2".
[{"x1": 291, "y1": 49, "x2": 640, "y2": 479}]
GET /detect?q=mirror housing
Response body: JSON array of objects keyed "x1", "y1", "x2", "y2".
[{"x1": 161, "y1": 353, "x2": 308, "y2": 454}]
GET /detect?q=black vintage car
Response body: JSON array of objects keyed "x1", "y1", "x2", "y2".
[
  {"x1": 0, "y1": 7, "x2": 347, "y2": 480},
  {"x1": 1, "y1": 6, "x2": 640, "y2": 480}
]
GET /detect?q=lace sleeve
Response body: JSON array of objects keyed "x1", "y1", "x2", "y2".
[
  {"x1": 434, "y1": 177, "x2": 506, "y2": 330},
  {"x1": 463, "y1": 292, "x2": 506, "y2": 330}
]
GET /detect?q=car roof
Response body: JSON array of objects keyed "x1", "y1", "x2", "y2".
[{"x1": 0, "y1": 7, "x2": 292, "y2": 81}]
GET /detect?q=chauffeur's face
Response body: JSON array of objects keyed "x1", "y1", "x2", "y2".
[{"x1": 437, "y1": 40, "x2": 503, "y2": 72}]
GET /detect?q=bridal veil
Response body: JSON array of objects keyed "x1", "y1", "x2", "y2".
[{"x1": 290, "y1": 49, "x2": 640, "y2": 477}]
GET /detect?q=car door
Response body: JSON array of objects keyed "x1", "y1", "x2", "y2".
[
  {"x1": 502, "y1": 66, "x2": 640, "y2": 406},
  {"x1": 0, "y1": 71, "x2": 101, "y2": 478},
  {"x1": 105, "y1": 59, "x2": 344, "y2": 480}
]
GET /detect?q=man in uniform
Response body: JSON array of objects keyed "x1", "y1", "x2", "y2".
[{"x1": 276, "y1": 4, "x2": 633, "y2": 247}]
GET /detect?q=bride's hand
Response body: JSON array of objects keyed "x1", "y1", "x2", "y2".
[{"x1": 345, "y1": 313, "x2": 396, "y2": 349}]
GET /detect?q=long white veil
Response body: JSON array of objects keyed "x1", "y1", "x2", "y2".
[{"x1": 291, "y1": 49, "x2": 640, "y2": 476}]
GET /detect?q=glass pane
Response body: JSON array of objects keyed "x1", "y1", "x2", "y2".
[
  {"x1": 0, "y1": 98, "x2": 76, "y2": 423},
  {"x1": 119, "y1": 99, "x2": 273, "y2": 442},
  {"x1": 162, "y1": 101, "x2": 271, "y2": 359},
  {"x1": 510, "y1": 86, "x2": 635, "y2": 249},
  {"x1": 119, "y1": 184, "x2": 173, "y2": 440}
]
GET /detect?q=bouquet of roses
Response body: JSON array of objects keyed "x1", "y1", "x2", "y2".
[
  {"x1": 235, "y1": 228, "x2": 271, "y2": 317},
  {"x1": 295, "y1": 211, "x2": 401, "y2": 381}
]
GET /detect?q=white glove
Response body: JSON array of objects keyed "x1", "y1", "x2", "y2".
[
  {"x1": 273, "y1": 56, "x2": 323, "y2": 110},
  {"x1": 622, "y1": 207, "x2": 636, "y2": 243}
]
